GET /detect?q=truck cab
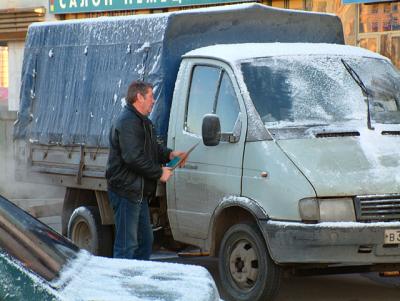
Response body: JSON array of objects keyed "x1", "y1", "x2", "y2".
[{"x1": 167, "y1": 43, "x2": 400, "y2": 300}]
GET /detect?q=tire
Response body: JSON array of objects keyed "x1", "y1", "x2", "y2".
[
  {"x1": 67, "y1": 206, "x2": 113, "y2": 257},
  {"x1": 218, "y1": 223, "x2": 281, "y2": 301}
]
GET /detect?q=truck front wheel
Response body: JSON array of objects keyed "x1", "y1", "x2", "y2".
[
  {"x1": 67, "y1": 206, "x2": 113, "y2": 257},
  {"x1": 218, "y1": 223, "x2": 281, "y2": 301}
]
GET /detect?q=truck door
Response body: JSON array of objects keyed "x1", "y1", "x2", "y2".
[{"x1": 171, "y1": 60, "x2": 246, "y2": 239}]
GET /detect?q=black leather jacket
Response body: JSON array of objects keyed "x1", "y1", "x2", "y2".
[{"x1": 106, "y1": 103, "x2": 171, "y2": 200}]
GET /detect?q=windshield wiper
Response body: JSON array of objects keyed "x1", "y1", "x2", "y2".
[{"x1": 341, "y1": 59, "x2": 374, "y2": 130}]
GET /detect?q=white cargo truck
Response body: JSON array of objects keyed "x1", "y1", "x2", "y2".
[{"x1": 14, "y1": 3, "x2": 400, "y2": 301}]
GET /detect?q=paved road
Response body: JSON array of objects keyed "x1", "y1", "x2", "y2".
[
  {"x1": 157, "y1": 255, "x2": 400, "y2": 301},
  {"x1": 276, "y1": 273, "x2": 400, "y2": 301}
]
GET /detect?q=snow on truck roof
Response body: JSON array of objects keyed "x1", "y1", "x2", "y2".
[{"x1": 184, "y1": 43, "x2": 389, "y2": 63}]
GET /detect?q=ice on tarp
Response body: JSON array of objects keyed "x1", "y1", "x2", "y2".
[{"x1": 14, "y1": 3, "x2": 344, "y2": 146}]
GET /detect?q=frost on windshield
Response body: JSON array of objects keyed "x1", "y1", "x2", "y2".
[
  {"x1": 368, "y1": 71, "x2": 400, "y2": 124},
  {"x1": 14, "y1": 15, "x2": 168, "y2": 147},
  {"x1": 241, "y1": 55, "x2": 400, "y2": 128}
]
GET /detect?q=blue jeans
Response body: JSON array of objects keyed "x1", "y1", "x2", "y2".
[{"x1": 108, "y1": 190, "x2": 153, "y2": 260}]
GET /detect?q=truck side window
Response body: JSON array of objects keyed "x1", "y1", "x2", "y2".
[
  {"x1": 215, "y1": 72, "x2": 240, "y2": 133},
  {"x1": 185, "y1": 65, "x2": 220, "y2": 135}
]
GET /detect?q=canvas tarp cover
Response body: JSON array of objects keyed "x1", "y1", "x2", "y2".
[{"x1": 14, "y1": 3, "x2": 344, "y2": 147}]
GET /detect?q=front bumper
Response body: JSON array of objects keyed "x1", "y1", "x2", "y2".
[{"x1": 260, "y1": 220, "x2": 400, "y2": 264}]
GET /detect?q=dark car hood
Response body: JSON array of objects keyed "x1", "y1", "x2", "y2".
[{"x1": 53, "y1": 251, "x2": 220, "y2": 301}]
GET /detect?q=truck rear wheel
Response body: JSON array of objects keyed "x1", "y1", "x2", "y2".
[
  {"x1": 67, "y1": 206, "x2": 113, "y2": 257},
  {"x1": 218, "y1": 223, "x2": 281, "y2": 301}
]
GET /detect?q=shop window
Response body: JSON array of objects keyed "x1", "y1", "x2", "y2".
[
  {"x1": 383, "y1": 21, "x2": 391, "y2": 31},
  {"x1": 270, "y1": 0, "x2": 311, "y2": 10},
  {"x1": 359, "y1": 2, "x2": 400, "y2": 69},
  {"x1": 371, "y1": 22, "x2": 379, "y2": 32},
  {"x1": 369, "y1": 4, "x2": 379, "y2": 14},
  {"x1": 359, "y1": 38, "x2": 377, "y2": 53},
  {"x1": 288, "y1": 0, "x2": 305, "y2": 10},
  {"x1": 316, "y1": 1, "x2": 327, "y2": 12},
  {"x1": 0, "y1": 45, "x2": 8, "y2": 110},
  {"x1": 380, "y1": 34, "x2": 391, "y2": 59},
  {"x1": 393, "y1": 17, "x2": 400, "y2": 30},
  {"x1": 360, "y1": 3, "x2": 400, "y2": 33},
  {"x1": 271, "y1": 0, "x2": 285, "y2": 8},
  {"x1": 391, "y1": 36, "x2": 400, "y2": 69},
  {"x1": 384, "y1": 3, "x2": 391, "y2": 14},
  {"x1": 304, "y1": 0, "x2": 313, "y2": 10}
]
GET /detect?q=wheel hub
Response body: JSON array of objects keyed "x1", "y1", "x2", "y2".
[
  {"x1": 229, "y1": 239, "x2": 259, "y2": 289},
  {"x1": 235, "y1": 257, "x2": 245, "y2": 272},
  {"x1": 72, "y1": 220, "x2": 92, "y2": 251}
]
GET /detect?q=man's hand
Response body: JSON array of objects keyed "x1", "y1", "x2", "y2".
[
  {"x1": 160, "y1": 167, "x2": 173, "y2": 183},
  {"x1": 169, "y1": 150, "x2": 188, "y2": 168}
]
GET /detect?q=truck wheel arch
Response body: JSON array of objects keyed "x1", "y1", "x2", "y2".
[
  {"x1": 209, "y1": 196, "x2": 269, "y2": 256},
  {"x1": 218, "y1": 222, "x2": 282, "y2": 301},
  {"x1": 68, "y1": 206, "x2": 113, "y2": 257},
  {"x1": 61, "y1": 188, "x2": 98, "y2": 236},
  {"x1": 61, "y1": 187, "x2": 114, "y2": 236},
  {"x1": 62, "y1": 188, "x2": 114, "y2": 256}
]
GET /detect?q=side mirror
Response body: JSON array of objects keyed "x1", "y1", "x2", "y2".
[{"x1": 202, "y1": 114, "x2": 221, "y2": 146}]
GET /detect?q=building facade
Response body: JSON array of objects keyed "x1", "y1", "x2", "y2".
[
  {"x1": 0, "y1": 1, "x2": 62, "y2": 205},
  {"x1": 1, "y1": 1, "x2": 399, "y2": 115},
  {"x1": 267, "y1": 0, "x2": 400, "y2": 68}
]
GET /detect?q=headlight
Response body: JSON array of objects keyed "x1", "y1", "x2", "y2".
[
  {"x1": 319, "y1": 198, "x2": 355, "y2": 222},
  {"x1": 299, "y1": 197, "x2": 355, "y2": 222},
  {"x1": 298, "y1": 198, "x2": 319, "y2": 221}
]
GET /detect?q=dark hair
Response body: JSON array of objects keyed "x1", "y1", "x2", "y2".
[{"x1": 126, "y1": 81, "x2": 153, "y2": 104}]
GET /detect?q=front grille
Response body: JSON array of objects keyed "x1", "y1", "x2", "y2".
[{"x1": 354, "y1": 195, "x2": 400, "y2": 222}]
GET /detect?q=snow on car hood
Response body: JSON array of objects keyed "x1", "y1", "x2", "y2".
[
  {"x1": 52, "y1": 251, "x2": 220, "y2": 301},
  {"x1": 277, "y1": 127, "x2": 400, "y2": 197}
]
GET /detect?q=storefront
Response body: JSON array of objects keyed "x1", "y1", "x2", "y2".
[
  {"x1": 357, "y1": 2, "x2": 400, "y2": 68},
  {"x1": 267, "y1": 0, "x2": 400, "y2": 68},
  {"x1": 0, "y1": 5, "x2": 49, "y2": 112},
  {"x1": 50, "y1": 0, "x2": 260, "y2": 19},
  {"x1": 0, "y1": 2, "x2": 62, "y2": 203},
  {"x1": 0, "y1": 46, "x2": 7, "y2": 110}
]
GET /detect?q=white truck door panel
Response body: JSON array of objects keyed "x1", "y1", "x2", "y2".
[{"x1": 171, "y1": 60, "x2": 246, "y2": 239}]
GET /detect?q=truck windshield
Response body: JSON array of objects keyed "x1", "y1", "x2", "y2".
[
  {"x1": 241, "y1": 55, "x2": 400, "y2": 128},
  {"x1": 0, "y1": 195, "x2": 79, "y2": 281}
]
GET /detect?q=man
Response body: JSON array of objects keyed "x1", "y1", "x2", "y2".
[{"x1": 106, "y1": 80, "x2": 185, "y2": 260}]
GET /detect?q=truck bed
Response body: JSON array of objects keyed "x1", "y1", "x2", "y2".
[{"x1": 14, "y1": 3, "x2": 344, "y2": 188}]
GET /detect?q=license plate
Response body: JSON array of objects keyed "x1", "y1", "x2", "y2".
[{"x1": 384, "y1": 229, "x2": 400, "y2": 244}]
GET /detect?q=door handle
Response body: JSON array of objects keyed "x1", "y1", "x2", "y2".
[{"x1": 183, "y1": 164, "x2": 198, "y2": 170}]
